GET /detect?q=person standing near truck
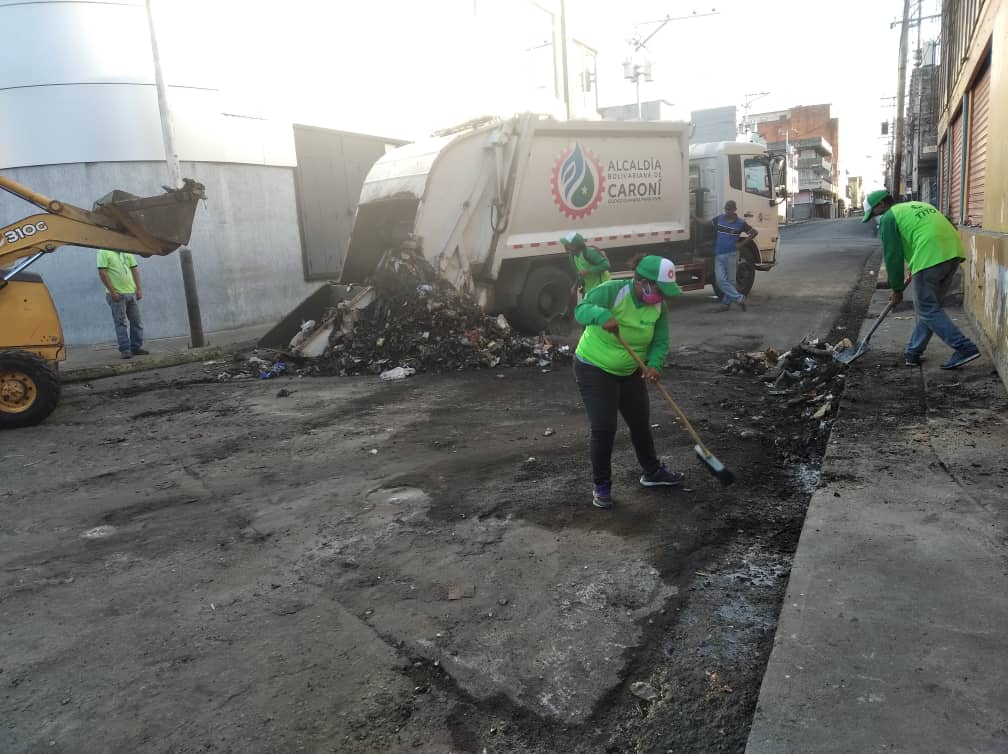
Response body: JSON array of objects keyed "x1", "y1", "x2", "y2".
[
  {"x1": 573, "y1": 254, "x2": 685, "y2": 509},
  {"x1": 561, "y1": 231, "x2": 610, "y2": 294},
  {"x1": 863, "y1": 189, "x2": 981, "y2": 369},
  {"x1": 712, "y1": 200, "x2": 757, "y2": 312},
  {"x1": 97, "y1": 249, "x2": 148, "y2": 359}
]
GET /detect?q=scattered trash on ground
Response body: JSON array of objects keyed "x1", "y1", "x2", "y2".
[
  {"x1": 630, "y1": 681, "x2": 660, "y2": 702},
  {"x1": 721, "y1": 337, "x2": 849, "y2": 461},
  {"x1": 380, "y1": 366, "x2": 416, "y2": 381}
]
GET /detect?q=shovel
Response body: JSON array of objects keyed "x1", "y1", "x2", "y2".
[{"x1": 833, "y1": 300, "x2": 895, "y2": 364}]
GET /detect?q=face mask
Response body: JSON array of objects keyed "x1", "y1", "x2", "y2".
[{"x1": 639, "y1": 281, "x2": 664, "y2": 304}]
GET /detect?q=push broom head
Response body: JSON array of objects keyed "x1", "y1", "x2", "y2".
[{"x1": 694, "y1": 445, "x2": 736, "y2": 486}]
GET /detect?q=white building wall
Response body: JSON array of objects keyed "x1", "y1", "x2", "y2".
[{"x1": 0, "y1": 162, "x2": 315, "y2": 345}]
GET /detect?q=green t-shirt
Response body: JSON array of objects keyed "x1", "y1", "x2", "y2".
[
  {"x1": 880, "y1": 202, "x2": 964, "y2": 291},
  {"x1": 97, "y1": 249, "x2": 138, "y2": 294},
  {"x1": 575, "y1": 279, "x2": 669, "y2": 375}
]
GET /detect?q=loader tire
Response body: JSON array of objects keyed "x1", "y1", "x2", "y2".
[
  {"x1": 0, "y1": 350, "x2": 61, "y2": 429},
  {"x1": 518, "y1": 266, "x2": 575, "y2": 333}
]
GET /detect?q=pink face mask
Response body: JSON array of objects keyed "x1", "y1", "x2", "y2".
[{"x1": 639, "y1": 281, "x2": 664, "y2": 304}]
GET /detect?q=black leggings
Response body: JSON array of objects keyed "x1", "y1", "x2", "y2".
[{"x1": 574, "y1": 359, "x2": 660, "y2": 485}]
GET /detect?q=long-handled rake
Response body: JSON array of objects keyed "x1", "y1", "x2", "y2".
[{"x1": 616, "y1": 333, "x2": 735, "y2": 486}]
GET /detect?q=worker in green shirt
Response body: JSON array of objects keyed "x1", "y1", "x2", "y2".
[
  {"x1": 863, "y1": 190, "x2": 980, "y2": 369},
  {"x1": 573, "y1": 254, "x2": 684, "y2": 509},
  {"x1": 561, "y1": 231, "x2": 610, "y2": 294},
  {"x1": 97, "y1": 248, "x2": 149, "y2": 359}
]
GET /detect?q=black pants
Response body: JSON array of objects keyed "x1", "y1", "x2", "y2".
[{"x1": 574, "y1": 359, "x2": 660, "y2": 485}]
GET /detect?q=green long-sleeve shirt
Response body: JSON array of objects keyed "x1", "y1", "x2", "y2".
[
  {"x1": 880, "y1": 202, "x2": 965, "y2": 292},
  {"x1": 571, "y1": 246, "x2": 611, "y2": 292},
  {"x1": 575, "y1": 279, "x2": 669, "y2": 375}
]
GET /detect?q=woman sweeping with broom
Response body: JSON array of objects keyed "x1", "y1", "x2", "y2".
[{"x1": 573, "y1": 254, "x2": 686, "y2": 509}]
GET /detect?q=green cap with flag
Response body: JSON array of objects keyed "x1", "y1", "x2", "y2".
[
  {"x1": 861, "y1": 189, "x2": 891, "y2": 222},
  {"x1": 635, "y1": 255, "x2": 682, "y2": 297}
]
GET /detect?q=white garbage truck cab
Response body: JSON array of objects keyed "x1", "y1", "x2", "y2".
[{"x1": 342, "y1": 113, "x2": 785, "y2": 332}]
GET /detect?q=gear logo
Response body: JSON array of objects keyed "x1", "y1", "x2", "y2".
[{"x1": 551, "y1": 143, "x2": 604, "y2": 219}]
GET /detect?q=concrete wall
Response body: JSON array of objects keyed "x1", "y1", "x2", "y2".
[
  {"x1": 0, "y1": 161, "x2": 317, "y2": 346},
  {"x1": 962, "y1": 231, "x2": 1008, "y2": 389},
  {"x1": 954, "y1": 3, "x2": 1008, "y2": 392}
]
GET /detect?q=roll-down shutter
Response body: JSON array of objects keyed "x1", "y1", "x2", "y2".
[
  {"x1": 950, "y1": 114, "x2": 963, "y2": 224},
  {"x1": 939, "y1": 136, "x2": 948, "y2": 212},
  {"x1": 966, "y1": 64, "x2": 990, "y2": 225}
]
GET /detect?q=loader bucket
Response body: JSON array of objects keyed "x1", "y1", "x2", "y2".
[{"x1": 94, "y1": 178, "x2": 206, "y2": 248}]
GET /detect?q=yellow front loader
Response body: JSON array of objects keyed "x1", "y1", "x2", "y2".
[{"x1": 0, "y1": 175, "x2": 205, "y2": 429}]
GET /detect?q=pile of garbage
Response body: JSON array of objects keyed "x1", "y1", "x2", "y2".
[
  {"x1": 282, "y1": 247, "x2": 570, "y2": 378},
  {"x1": 723, "y1": 337, "x2": 850, "y2": 422}
]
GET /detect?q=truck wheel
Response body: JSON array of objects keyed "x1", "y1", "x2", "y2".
[
  {"x1": 0, "y1": 350, "x2": 61, "y2": 429},
  {"x1": 518, "y1": 266, "x2": 575, "y2": 333},
  {"x1": 736, "y1": 247, "x2": 757, "y2": 295}
]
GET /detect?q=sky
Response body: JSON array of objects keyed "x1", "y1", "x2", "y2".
[{"x1": 152, "y1": 0, "x2": 943, "y2": 190}]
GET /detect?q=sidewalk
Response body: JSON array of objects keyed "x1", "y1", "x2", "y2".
[
  {"x1": 60, "y1": 323, "x2": 270, "y2": 383},
  {"x1": 747, "y1": 289, "x2": 1008, "y2": 752}
]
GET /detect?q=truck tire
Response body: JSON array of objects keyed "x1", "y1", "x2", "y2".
[
  {"x1": 518, "y1": 265, "x2": 575, "y2": 333},
  {"x1": 711, "y1": 247, "x2": 758, "y2": 298},
  {"x1": 0, "y1": 350, "x2": 61, "y2": 429},
  {"x1": 736, "y1": 246, "x2": 758, "y2": 295}
]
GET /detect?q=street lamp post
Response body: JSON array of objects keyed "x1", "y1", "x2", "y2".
[{"x1": 623, "y1": 60, "x2": 652, "y2": 120}]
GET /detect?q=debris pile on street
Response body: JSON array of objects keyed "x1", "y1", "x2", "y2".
[
  {"x1": 723, "y1": 336, "x2": 848, "y2": 424},
  {"x1": 235, "y1": 246, "x2": 571, "y2": 379}
]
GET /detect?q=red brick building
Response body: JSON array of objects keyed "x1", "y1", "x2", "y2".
[{"x1": 753, "y1": 104, "x2": 841, "y2": 218}]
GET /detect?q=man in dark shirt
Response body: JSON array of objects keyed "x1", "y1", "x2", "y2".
[{"x1": 711, "y1": 200, "x2": 757, "y2": 312}]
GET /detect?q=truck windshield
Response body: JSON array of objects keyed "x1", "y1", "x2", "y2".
[{"x1": 743, "y1": 157, "x2": 770, "y2": 198}]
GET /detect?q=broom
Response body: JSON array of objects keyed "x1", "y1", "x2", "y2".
[{"x1": 616, "y1": 333, "x2": 735, "y2": 486}]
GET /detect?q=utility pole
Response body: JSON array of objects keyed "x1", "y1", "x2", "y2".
[
  {"x1": 892, "y1": 0, "x2": 911, "y2": 199},
  {"x1": 146, "y1": 0, "x2": 204, "y2": 348},
  {"x1": 740, "y1": 91, "x2": 770, "y2": 137}
]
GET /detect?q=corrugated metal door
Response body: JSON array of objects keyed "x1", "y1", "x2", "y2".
[
  {"x1": 949, "y1": 114, "x2": 963, "y2": 223},
  {"x1": 966, "y1": 65, "x2": 990, "y2": 225},
  {"x1": 293, "y1": 127, "x2": 405, "y2": 280},
  {"x1": 938, "y1": 136, "x2": 948, "y2": 212}
]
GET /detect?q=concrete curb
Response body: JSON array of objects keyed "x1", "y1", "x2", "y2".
[{"x1": 60, "y1": 339, "x2": 257, "y2": 384}]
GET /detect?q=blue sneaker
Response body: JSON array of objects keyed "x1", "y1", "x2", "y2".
[
  {"x1": 640, "y1": 465, "x2": 685, "y2": 487},
  {"x1": 941, "y1": 348, "x2": 980, "y2": 370},
  {"x1": 592, "y1": 482, "x2": 613, "y2": 509},
  {"x1": 904, "y1": 352, "x2": 923, "y2": 366}
]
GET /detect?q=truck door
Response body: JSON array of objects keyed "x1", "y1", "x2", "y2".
[{"x1": 739, "y1": 155, "x2": 778, "y2": 264}]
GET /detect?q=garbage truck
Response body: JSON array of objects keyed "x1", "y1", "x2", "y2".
[{"x1": 340, "y1": 113, "x2": 785, "y2": 332}]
